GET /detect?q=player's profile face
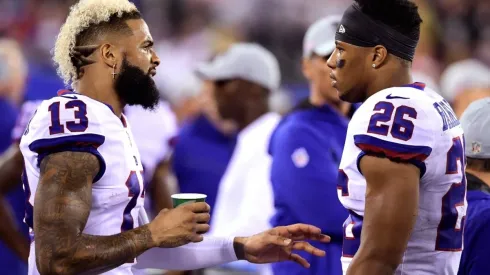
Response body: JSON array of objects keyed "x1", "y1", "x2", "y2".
[
  {"x1": 112, "y1": 19, "x2": 160, "y2": 110},
  {"x1": 121, "y1": 19, "x2": 159, "y2": 79},
  {"x1": 327, "y1": 41, "x2": 371, "y2": 103}
]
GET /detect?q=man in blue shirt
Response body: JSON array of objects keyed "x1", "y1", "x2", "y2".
[
  {"x1": 0, "y1": 38, "x2": 31, "y2": 274},
  {"x1": 170, "y1": 79, "x2": 237, "y2": 220},
  {"x1": 0, "y1": 96, "x2": 29, "y2": 275},
  {"x1": 458, "y1": 98, "x2": 490, "y2": 275},
  {"x1": 172, "y1": 111, "x2": 236, "y2": 220},
  {"x1": 268, "y1": 16, "x2": 350, "y2": 275}
]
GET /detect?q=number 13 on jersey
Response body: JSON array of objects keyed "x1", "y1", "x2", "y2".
[{"x1": 48, "y1": 100, "x2": 89, "y2": 135}]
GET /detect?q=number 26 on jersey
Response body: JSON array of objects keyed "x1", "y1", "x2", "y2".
[{"x1": 367, "y1": 101, "x2": 417, "y2": 141}]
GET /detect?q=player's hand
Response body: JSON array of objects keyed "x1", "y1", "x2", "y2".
[
  {"x1": 147, "y1": 202, "x2": 211, "y2": 248},
  {"x1": 235, "y1": 224, "x2": 330, "y2": 268}
]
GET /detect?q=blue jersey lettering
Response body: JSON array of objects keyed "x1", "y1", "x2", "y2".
[{"x1": 433, "y1": 100, "x2": 460, "y2": 131}]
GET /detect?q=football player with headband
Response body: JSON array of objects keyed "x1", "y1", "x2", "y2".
[{"x1": 328, "y1": 0, "x2": 467, "y2": 274}]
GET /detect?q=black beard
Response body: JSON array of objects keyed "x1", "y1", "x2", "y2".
[{"x1": 114, "y1": 57, "x2": 160, "y2": 110}]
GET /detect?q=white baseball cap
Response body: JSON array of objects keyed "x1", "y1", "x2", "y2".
[
  {"x1": 439, "y1": 59, "x2": 490, "y2": 102},
  {"x1": 303, "y1": 15, "x2": 342, "y2": 58},
  {"x1": 460, "y1": 97, "x2": 490, "y2": 159},
  {"x1": 195, "y1": 43, "x2": 280, "y2": 91}
]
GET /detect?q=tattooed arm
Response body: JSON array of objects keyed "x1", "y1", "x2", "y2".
[{"x1": 34, "y1": 151, "x2": 156, "y2": 275}]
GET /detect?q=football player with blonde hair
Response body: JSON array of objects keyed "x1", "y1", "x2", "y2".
[{"x1": 20, "y1": 1, "x2": 330, "y2": 274}]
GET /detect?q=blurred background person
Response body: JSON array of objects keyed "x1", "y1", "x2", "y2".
[
  {"x1": 0, "y1": 37, "x2": 30, "y2": 274},
  {"x1": 161, "y1": 72, "x2": 205, "y2": 126},
  {"x1": 156, "y1": 74, "x2": 238, "y2": 275},
  {"x1": 167, "y1": 73, "x2": 237, "y2": 220},
  {"x1": 268, "y1": 89, "x2": 294, "y2": 116},
  {"x1": 197, "y1": 43, "x2": 281, "y2": 275},
  {"x1": 268, "y1": 16, "x2": 349, "y2": 275},
  {"x1": 439, "y1": 59, "x2": 490, "y2": 118},
  {"x1": 123, "y1": 100, "x2": 178, "y2": 218},
  {"x1": 458, "y1": 98, "x2": 490, "y2": 275}
]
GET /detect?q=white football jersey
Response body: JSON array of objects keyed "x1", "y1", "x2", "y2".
[
  {"x1": 123, "y1": 101, "x2": 177, "y2": 180},
  {"x1": 338, "y1": 83, "x2": 467, "y2": 275},
  {"x1": 20, "y1": 91, "x2": 146, "y2": 275}
]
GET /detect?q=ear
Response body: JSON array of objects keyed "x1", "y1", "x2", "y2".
[
  {"x1": 371, "y1": 45, "x2": 388, "y2": 68},
  {"x1": 99, "y1": 43, "x2": 120, "y2": 68},
  {"x1": 302, "y1": 58, "x2": 313, "y2": 80}
]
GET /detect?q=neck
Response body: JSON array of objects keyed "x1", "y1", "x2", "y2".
[
  {"x1": 76, "y1": 75, "x2": 124, "y2": 117},
  {"x1": 202, "y1": 111, "x2": 237, "y2": 135},
  {"x1": 366, "y1": 66, "x2": 412, "y2": 100},
  {"x1": 309, "y1": 88, "x2": 327, "y2": 106},
  {"x1": 237, "y1": 107, "x2": 268, "y2": 131},
  {"x1": 309, "y1": 86, "x2": 350, "y2": 116},
  {"x1": 466, "y1": 168, "x2": 490, "y2": 189}
]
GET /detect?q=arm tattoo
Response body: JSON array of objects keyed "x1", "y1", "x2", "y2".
[{"x1": 34, "y1": 151, "x2": 155, "y2": 275}]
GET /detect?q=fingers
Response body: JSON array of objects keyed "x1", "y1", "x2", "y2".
[
  {"x1": 185, "y1": 202, "x2": 211, "y2": 213},
  {"x1": 189, "y1": 234, "x2": 204, "y2": 243},
  {"x1": 314, "y1": 234, "x2": 331, "y2": 243},
  {"x1": 194, "y1": 213, "x2": 211, "y2": 224},
  {"x1": 291, "y1": 241, "x2": 326, "y2": 257},
  {"x1": 275, "y1": 224, "x2": 331, "y2": 243},
  {"x1": 194, "y1": 223, "x2": 210, "y2": 235},
  {"x1": 264, "y1": 234, "x2": 292, "y2": 247},
  {"x1": 289, "y1": 253, "x2": 310, "y2": 268},
  {"x1": 285, "y1": 224, "x2": 322, "y2": 235},
  {"x1": 290, "y1": 233, "x2": 331, "y2": 243}
]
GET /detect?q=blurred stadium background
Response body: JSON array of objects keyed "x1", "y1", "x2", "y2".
[{"x1": 1, "y1": 0, "x2": 489, "y2": 105}]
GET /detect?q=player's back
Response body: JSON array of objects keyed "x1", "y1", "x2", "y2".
[
  {"x1": 20, "y1": 91, "x2": 146, "y2": 275},
  {"x1": 338, "y1": 83, "x2": 467, "y2": 275}
]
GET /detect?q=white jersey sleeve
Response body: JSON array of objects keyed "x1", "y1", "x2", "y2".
[
  {"x1": 349, "y1": 86, "x2": 438, "y2": 174},
  {"x1": 21, "y1": 93, "x2": 107, "y2": 182}
]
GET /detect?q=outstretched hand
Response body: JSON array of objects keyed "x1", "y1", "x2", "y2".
[{"x1": 234, "y1": 224, "x2": 331, "y2": 268}]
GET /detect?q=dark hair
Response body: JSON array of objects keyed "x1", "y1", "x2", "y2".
[
  {"x1": 76, "y1": 11, "x2": 142, "y2": 46},
  {"x1": 71, "y1": 11, "x2": 141, "y2": 77},
  {"x1": 353, "y1": 0, "x2": 422, "y2": 41}
]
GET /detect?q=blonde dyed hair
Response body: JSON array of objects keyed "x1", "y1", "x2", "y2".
[{"x1": 53, "y1": 0, "x2": 139, "y2": 86}]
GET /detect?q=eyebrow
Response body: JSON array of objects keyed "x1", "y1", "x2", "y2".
[{"x1": 142, "y1": 39, "x2": 154, "y2": 47}]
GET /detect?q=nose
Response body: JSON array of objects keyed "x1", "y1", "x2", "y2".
[
  {"x1": 326, "y1": 49, "x2": 336, "y2": 69},
  {"x1": 151, "y1": 50, "x2": 160, "y2": 68}
]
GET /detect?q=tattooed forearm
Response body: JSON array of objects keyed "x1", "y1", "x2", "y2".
[{"x1": 34, "y1": 151, "x2": 156, "y2": 275}]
